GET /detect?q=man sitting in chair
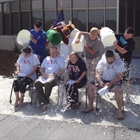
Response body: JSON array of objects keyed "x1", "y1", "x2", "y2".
[
  {"x1": 83, "y1": 50, "x2": 125, "y2": 120},
  {"x1": 34, "y1": 46, "x2": 65, "y2": 112}
]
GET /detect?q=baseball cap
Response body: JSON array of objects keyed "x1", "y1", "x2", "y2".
[{"x1": 35, "y1": 20, "x2": 42, "y2": 28}]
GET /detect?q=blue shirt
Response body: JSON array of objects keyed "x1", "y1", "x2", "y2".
[{"x1": 29, "y1": 29, "x2": 47, "y2": 62}]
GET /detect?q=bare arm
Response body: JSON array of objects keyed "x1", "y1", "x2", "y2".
[
  {"x1": 75, "y1": 31, "x2": 84, "y2": 43},
  {"x1": 27, "y1": 64, "x2": 39, "y2": 78},
  {"x1": 113, "y1": 40, "x2": 127, "y2": 54},
  {"x1": 106, "y1": 72, "x2": 124, "y2": 88},
  {"x1": 84, "y1": 46, "x2": 97, "y2": 55},
  {"x1": 76, "y1": 71, "x2": 87, "y2": 83},
  {"x1": 40, "y1": 67, "x2": 48, "y2": 79}
]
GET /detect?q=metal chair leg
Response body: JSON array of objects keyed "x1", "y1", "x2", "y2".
[
  {"x1": 96, "y1": 93, "x2": 99, "y2": 111},
  {"x1": 9, "y1": 83, "x2": 14, "y2": 104},
  {"x1": 85, "y1": 87, "x2": 88, "y2": 108}
]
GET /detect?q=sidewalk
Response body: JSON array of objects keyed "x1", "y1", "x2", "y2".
[{"x1": 0, "y1": 58, "x2": 140, "y2": 140}]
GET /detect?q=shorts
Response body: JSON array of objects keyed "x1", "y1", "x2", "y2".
[
  {"x1": 90, "y1": 79, "x2": 123, "y2": 89},
  {"x1": 13, "y1": 77, "x2": 33, "y2": 93}
]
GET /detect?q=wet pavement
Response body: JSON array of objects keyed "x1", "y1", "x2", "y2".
[{"x1": 0, "y1": 58, "x2": 140, "y2": 140}]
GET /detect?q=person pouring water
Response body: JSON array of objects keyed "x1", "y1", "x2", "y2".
[
  {"x1": 74, "y1": 27, "x2": 105, "y2": 80},
  {"x1": 29, "y1": 20, "x2": 47, "y2": 63}
]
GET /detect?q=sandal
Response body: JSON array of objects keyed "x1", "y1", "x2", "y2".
[
  {"x1": 82, "y1": 108, "x2": 94, "y2": 113},
  {"x1": 41, "y1": 104, "x2": 47, "y2": 112},
  {"x1": 71, "y1": 102, "x2": 81, "y2": 109}
]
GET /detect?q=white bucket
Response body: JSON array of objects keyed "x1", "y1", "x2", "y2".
[
  {"x1": 100, "y1": 27, "x2": 116, "y2": 47},
  {"x1": 71, "y1": 32, "x2": 85, "y2": 52},
  {"x1": 17, "y1": 29, "x2": 31, "y2": 45}
]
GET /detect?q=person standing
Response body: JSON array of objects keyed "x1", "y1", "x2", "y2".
[
  {"x1": 113, "y1": 27, "x2": 135, "y2": 79},
  {"x1": 113, "y1": 27, "x2": 135, "y2": 95},
  {"x1": 75, "y1": 27, "x2": 105, "y2": 80},
  {"x1": 29, "y1": 20, "x2": 47, "y2": 63},
  {"x1": 34, "y1": 46, "x2": 65, "y2": 111}
]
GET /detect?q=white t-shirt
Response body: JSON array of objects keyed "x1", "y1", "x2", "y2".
[
  {"x1": 41, "y1": 55, "x2": 65, "y2": 75},
  {"x1": 17, "y1": 53, "x2": 40, "y2": 81},
  {"x1": 96, "y1": 57, "x2": 125, "y2": 81}
]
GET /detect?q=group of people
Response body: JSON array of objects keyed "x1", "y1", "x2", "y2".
[{"x1": 13, "y1": 19, "x2": 135, "y2": 119}]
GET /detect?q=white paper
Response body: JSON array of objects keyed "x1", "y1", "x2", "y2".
[
  {"x1": 38, "y1": 75, "x2": 54, "y2": 84},
  {"x1": 97, "y1": 85, "x2": 109, "y2": 96},
  {"x1": 67, "y1": 80, "x2": 76, "y2": 86}
]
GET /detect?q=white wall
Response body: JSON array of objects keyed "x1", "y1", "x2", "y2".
[{"x1": 0, "y1": 35, "x2": 17, "y2": 51}]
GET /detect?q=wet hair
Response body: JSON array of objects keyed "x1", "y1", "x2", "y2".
[
  {"x1": 50, "y1": 46, "x2": 58, "y2": 50},
  {"x1": 125, "y1": 27, "x2": 134, "y2": 34},
  {"x1": 90, "y1": 27, "x2": 99, "y2": 35},
  {"x1": 35, "y1": 20, "x2": 42, "y2": 28},
  {"x1": 22, "y1": 47, "x2": 32, "y2": 53},
  {"x1": 105, "y1": 50, "x2": 114, "y2": 58},
  {"x1": 69, "y1": 52, "x2": 79, "y2": 59}
]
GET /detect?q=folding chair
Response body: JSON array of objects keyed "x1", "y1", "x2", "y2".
[
  {"x1": 9, "y1": 80, "x2": 35, "y2": 105},
  {"x1": 95, "y1": 87, "x2": 124, "y2": 112}
]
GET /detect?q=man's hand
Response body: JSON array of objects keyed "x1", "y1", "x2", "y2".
[
  {"x1": 105, "y1": 82, "x2": 112, "y2": 89},
  {"x1": 113, "y1": 40, "x2": 118, "y2": 48},
  {"x1": 30, "y1": 35, "x2": 37, "y2": 44},
  {"x1": 99, "y1": 81, "x2": 105, "y2": 88},
  {"x1": 75, "y1": 38, "x2": 80, "y2": 44}
]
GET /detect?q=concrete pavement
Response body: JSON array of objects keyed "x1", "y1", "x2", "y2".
[{"x1": 0, "y1": 58, "x2": 140, "y2": 140}]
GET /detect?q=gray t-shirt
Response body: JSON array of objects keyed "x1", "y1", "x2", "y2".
[{"x1": 83, "y1": 32, "x2": 105, "y2": 59}]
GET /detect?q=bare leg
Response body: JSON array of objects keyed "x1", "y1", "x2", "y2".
[
  {"x1": 112, "y1": 86, "x2": 124, "y2": 119},
  {"x1": 83, "y1": 83, "x2": 95, "y2": 112},
  {"x1": 14, "y1": 92, "x2": 19, "y2": 106},
  {"x1": 19, "y1": 93, "x2": 24, "y2": 106}
]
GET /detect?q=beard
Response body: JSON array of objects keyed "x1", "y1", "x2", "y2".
[{"x1": 108, "y1": 61, "x2": 113, "y2": 65}]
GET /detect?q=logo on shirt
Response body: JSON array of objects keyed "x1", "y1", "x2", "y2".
[
  {"x1": 119, "y1": 36, "x2": 127, "y2": 45},
  {"x1": 68, "y1": 65, "x2": 80, "y2": 72}
]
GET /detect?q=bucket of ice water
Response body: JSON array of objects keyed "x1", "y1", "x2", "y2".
[
  {"x1": 17, "y1": 29, "x2": 31, "y2": 46},
  {"x1": 71, "y1": 32, "x2": 85, "y2": 52},
  {"x1": 100, "y1": 27, "x2": 116, "y2": 48}
]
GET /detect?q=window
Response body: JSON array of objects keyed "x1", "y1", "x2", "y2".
[
  {"x1": 44, "y1": 0, "x2": 56, "y2": 9},
  {"x1": 3, "y1": 14, "x2": 10, "y2": 35},
  {"x1": 20, "y1": 0, "x2": 30, "y2": 11},
  {"x1": 11, "y1": 1, "x2": 19, "y2": 12},
  {"x1": 31, "y1": 11, "x2": 42, "y2": 28},
  {"x1": 89, "y1": 0, "x2": 104, "y2": 8},
  {"x1": 106, "y1": 0, "x2": 117, "y2": 7},
  {"x1": 44, "y1": 10, "x2": 56, "y2": 30},
  {"x1": 89, "y1": 9, "x2": 104, "y2": 31},
  {"x1": 11, "y1": 13, "x2": 19, "y2": 35},
  {"x1": 105, "y1": 9, "x2": 116, "y2": 32},
  {"x1": 57, "y1": 0, "x2": 71, "y2": 9},
  {"x1": 63, "y1": 10, "x2": 71, "y2": 23},
  {"x1": 32, "y1": 0, "x2": 42, "y2": 10},
  {"x1": 73, "y1": 0, "x2": 87, "y2": 9},
  {"x1": 135, "y1": 0, "x2": 140, "y2": 36},
  {"x1": 72, "y1": 10, "x2": 86, "y2": 31},
  {"x1": 20, "y1": 12, "x2": 30, "y2": 30}
]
